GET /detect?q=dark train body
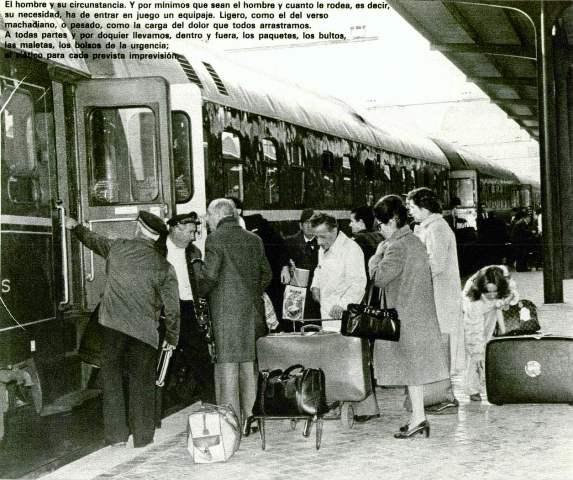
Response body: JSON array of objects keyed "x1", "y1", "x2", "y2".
[{"x1": 0, "y1": 17, "x2": 539, "y2": 452}]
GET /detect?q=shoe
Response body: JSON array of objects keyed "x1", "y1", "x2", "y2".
[
  {"x1": 109, "y1": 441, "x2": 127, "y2": 448},
  {"x1": 399, "y1": 424, "x2": 409, "y2": 432},
  {"x1": 242, "y1": 416, "x2": 258, "y2": 436},
  {"x1": 425, "y1": 398, "x2": 459, "y2": 415},
  {"x1": 394, "y1": 420, "x2": 430, "y2": 439},
  {"x1": 469, "y1": 393, "x2": 482, "y2": 402},
  {"x1": 354, "y1": 414, "x2": 380, "y2": 423}
]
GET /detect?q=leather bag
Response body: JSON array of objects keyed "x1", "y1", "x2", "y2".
[
  {"x1": 253, "y1": 364, "x2": 328, "y2": 417},
  {"x1": 494, "y1": 299, "x2": 540, "y2": 337},
  {"x1": 341, "y1": 285, "x2": 400, "y2": 342}
]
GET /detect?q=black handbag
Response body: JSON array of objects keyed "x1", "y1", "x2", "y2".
[
  {"x1": 340, "y1": 284, "x2": 400, "y2": 342},
  {"x1": 252, "y1": 364, "x2": 328, "y2": 417}
]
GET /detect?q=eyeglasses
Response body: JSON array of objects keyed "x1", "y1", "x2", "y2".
[{"x1": 375, "y1": 223, "x2": 383, "y2": 232}]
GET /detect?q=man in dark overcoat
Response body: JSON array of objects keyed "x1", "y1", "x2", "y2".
[
  {"x1": 65, "y1": 211, "x2": 180, "y2": 448},
  {"x1": 193, "y1": 198, "x2": 272, "y2": 427},
  {"x1": 156, "y1": 212, "x2": 215, "y2": 405}
]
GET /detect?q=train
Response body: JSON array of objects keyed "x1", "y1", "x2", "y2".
[{"x1": 0, "y1": 13, "x2": 540, "y2": 439}]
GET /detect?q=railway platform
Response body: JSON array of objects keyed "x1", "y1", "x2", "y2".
[{"x1": 32, "y1": 272, "x2": 573, "y2": 480}]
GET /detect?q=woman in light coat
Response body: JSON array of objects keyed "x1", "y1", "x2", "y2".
[
  {"x1": 369, "y1": 195, "x2": 449, "y2": 438},
  {"x1": 406, "y1": 187, "x2": 465, "y2": 374}
]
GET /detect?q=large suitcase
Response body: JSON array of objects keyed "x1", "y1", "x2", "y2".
[
  {"x1": 256, "y1": 331, "x2": 371, "y2": 403},
  {"x1": 486, "y1": 335, "x2": 573, "y2": 405}
]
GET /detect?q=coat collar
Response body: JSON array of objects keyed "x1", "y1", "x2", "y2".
[
  {"x1": 419, "y1": 213, "x2": 443, "y2": 229},
  {"x1": 217, "y1": 216, "x2": 240, "y2": 229},
  {"x1": 388, "y1": 225, "x2": 412, "y2": 242}
]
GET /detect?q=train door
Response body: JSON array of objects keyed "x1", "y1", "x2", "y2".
[
  {"x1": 169, "y1": 83, "x2": 207, "y2": 253},
  {"x1": 74, "y1": 77, "x2": 174, "y2": 310},
  {"x1": 449, "y1": 169, "x2": 478, "y2": 230}
]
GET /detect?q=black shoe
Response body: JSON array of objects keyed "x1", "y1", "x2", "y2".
[
  {"x1": 354, "y1": 414, "x2": 380, "y2": 423},
  {"x1": 425, "y1": 399, "x2": 459, "y2": 415},
  {"x1": 399, "y1": 424, "x2": 409, "y2": 432},
  {"x1": 242, "y1": 417, "x2": 258, "y2": 436},
  {"x1": 394, "y1": 420, "x2": 430, "y2": 439}
]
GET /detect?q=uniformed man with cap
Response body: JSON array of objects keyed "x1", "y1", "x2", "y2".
[
  {"x1": 65, "y1": 211, "x2": 180, "y2": 448},
  {"x1": 156, "y1": 212, "x2": 215, "y2": 404}
]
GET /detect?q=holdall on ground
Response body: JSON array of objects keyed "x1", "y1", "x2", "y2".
[
  {"x1": 187, "y1": 403, "x2": 241, "y2": 463},
  {"x1": 252, "y1": 364, "x2": 328, "y2": 416},
  {"x1": 257, "y1": 329, "x2": 372, "y2": 403},
  {"x1": 423, "y1": 333, "x2": 456, "y2": 407},
  {"x1": 486, "y1": 335, "x2": 573, "y2": 405},
  {"x1": 494, "y1": 299, "x2": 540, "y2": 337}
]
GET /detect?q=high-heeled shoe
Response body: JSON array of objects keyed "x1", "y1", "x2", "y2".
[{"x1": 394, "y1": 420, "x2": 430, "y2": 439}]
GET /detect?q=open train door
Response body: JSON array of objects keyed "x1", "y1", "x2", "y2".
[{"x1": 74, "y1": 77, "x2": 174, "y2": 310}]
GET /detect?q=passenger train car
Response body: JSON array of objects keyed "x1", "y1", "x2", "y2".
[{"x1": 0, "y1": 15, "x2": 539, "y2": 434}]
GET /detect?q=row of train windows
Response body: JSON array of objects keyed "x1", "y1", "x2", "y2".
[{"x1": 219, "y1": 131, "x2": 436, "y2": 207}]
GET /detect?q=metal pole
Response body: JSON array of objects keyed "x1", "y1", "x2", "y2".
[{"x1": 537, "y1": 0, "x2": 564, "y2": 303}]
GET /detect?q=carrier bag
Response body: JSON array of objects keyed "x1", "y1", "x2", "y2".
[
  {"x1": 78, "y1": 305, "x2": 104, "y2": 367},
  {"x1": 187, "y1": 403, "x2": 241, "y2": 463},
  {"x1": 494, "y1": 299, "x2": 540, "y2": 337},
  {"x1": 252, "y1": 364, "x2": 328, "y2": 416},
  {"x1": 486, "y1": 335, "x2": 573, "y2": 405},
  {"x1": 257, "y1": 329, "x2": 371, "y2": 403}
]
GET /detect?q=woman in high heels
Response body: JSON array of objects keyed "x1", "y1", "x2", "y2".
[{"x1": 369, "y1": 195, "x2": 450, "y2": 438}]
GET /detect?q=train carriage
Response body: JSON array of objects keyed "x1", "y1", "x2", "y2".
[{"x1": 0, "y1": 13, "x2": 537, "y2": 447}]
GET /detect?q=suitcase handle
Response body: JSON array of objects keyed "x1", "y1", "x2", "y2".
[{"x1": 301, "y1": 324, "x2": 322, "y2": 334}]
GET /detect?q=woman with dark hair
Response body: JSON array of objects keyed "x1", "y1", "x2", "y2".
[
  {"x1": 406, "y1": 187, "x2": 465, "y2": 376},
  {"x1": 462, "y1": 265, "x2": 519, "y2": 401},
  {"x1": 369, "y1": 195, "x2": 449, "y2": 438}
]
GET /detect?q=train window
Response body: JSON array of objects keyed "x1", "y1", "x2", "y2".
[
  {"x1": 222, "y1": 131, "x2": 243, "y2": 200},
  {"x1": 261, "y1": 138, "x2": 279, "y2": 206},
  {"x1": 1, "y1": 88, "x2": 39, "y2": 204},
  {"x1": 364, "y1": 159, "x2": 375, "y2": 180},
  {"x1": 172, "y1": 111, "x2": 193, "y2": 203},
  {"x1": 287, "y1": 143, "x2": 305, "y2": 206},
  {"x1": 321, "y1": 151, "x2": 335, "y2": 207},
  {"x1": 88, "y1": 107, "x2": 159, "y2": 205},
  {"x1": 342, "y1": 155, "x2": 353, "y2": 207}
]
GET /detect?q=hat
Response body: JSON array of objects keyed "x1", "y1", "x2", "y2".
[
  {"x1": 167, "y1": 212, "x2": 201, "y2": 227},
  {"x1": 138, "y1": 211, "x2": 167, "y2": 236}
]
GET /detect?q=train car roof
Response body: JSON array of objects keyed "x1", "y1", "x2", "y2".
[
  {"x1": 105, "y1": 43, "x2": 448, "y2": 167},
  {"x1": 431, "y1": 137, "x2": 518, "y2": 182}
]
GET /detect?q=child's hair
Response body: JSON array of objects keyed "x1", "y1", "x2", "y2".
[{"x1": 466, "y1": 266, "x2": 510, "y2": 301}]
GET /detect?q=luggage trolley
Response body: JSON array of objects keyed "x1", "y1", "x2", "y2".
[{"x1": 256, "y1": 322, "x2": 374, "y2": 433}]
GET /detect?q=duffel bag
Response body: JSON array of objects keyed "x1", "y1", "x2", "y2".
[
  {"x1": 252, "y1": 364, "x2": 328, "y2": 417},
  {"x1": 187, "y1": 403, "x2": 240, "y2": 463},
  {"x1": 495, "y1": 299, "x2": 540, "y2": 337}
]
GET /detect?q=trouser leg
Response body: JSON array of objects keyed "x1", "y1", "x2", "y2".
[
  {"x1": 214, "y1": 363, "x2": 240, "y2": 420},
  {"x1": 126, "y1": 336, "x2": 157, "y2": 447},
  {"x1": 353, "y1": 339, "x2": 380, "y2": 416},
  {"x1": 238, "y1": 361, "x2": 257, "y2": 423},
  {"x1": 465, "y1": 355, "x2": 483, "y2": 395},
  {"x1": 101, "y1": 326, "x2": 129, "y2": 444}
]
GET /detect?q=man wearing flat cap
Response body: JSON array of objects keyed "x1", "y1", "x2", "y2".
[
  {"x1": 156, "y1": 212, "x2": 215, "y2": 405},
  {"x1": 65, "y1": 211, "x2": 180, "y2": 448}
]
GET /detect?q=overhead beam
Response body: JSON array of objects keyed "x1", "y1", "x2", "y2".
[
  {"x1": 507, "y1": 113, "x2": 538, "y2": 120},
  {"x1": 431, "y1": 43, "x2": 535, "y2": 59},
  {"x1": 468, "y1": 76, "x2": 537, "y2": 87},
  {"x1": 490, "y1": 98, "x2": 538, "y2": 107}
]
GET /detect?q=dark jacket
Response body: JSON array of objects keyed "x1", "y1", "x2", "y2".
[
  {"x1": 72, "y1": 225, "x2": 180, "y2": 348},
  {"x1": 193, "y1": 217, "x2": 272, "y2": 363},
  {"x1": 352, "y1": 230, "x2": 383, "y2": 279}
]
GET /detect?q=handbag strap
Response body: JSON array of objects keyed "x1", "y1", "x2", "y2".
[
  {"x1": 282, "y1": 364, "x2": 305, "y2": 378},
  {"x1": 363, "y1": 281, "x2": 382, "y2": 309}
]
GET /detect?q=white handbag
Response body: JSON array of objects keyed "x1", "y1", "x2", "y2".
[{"x1": 187, "y1": 403, "x2": 241, "y2": 463}]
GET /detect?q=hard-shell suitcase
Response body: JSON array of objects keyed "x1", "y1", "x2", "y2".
[
  {"x1": 486, "y1": 335, "x2": 573, "y2": 405},
  {"x1": 256, "y1": 330, "x2": 371, "y2": 403}
]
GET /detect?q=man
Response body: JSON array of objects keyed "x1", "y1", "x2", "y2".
[
  {"x1": 280, "y1": 208, "x2": 321, "y2": 327},
  {"x1": 309, "y1": 213, "x2": 378, "y2": 422},
  {"x1": 349, "y1": 205, "x2": 383, "y2": 279},
  {"x1": 65, "y1": 211, "x2": 180, "y2": 448},
  {"x1": 192, "y1": 199, "x2": 272, "y2": 428},
  {"x1": 157, "y1": 212, "x2": 215, "y2": 405}
]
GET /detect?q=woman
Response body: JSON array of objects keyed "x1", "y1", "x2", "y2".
[
  {"x1": 462, "y1": 265, "x2": 519, "y2": 401},
  {"x1": 369, "y1": 195, "x2": 449, "y2": 438},
  {"x1": 406, "y1": 187, "x2": 465, "y2": 374}
]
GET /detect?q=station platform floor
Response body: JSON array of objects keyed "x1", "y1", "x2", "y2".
[{"x1": 38, "y1": 272, "x2": 573, "y2": 480}]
